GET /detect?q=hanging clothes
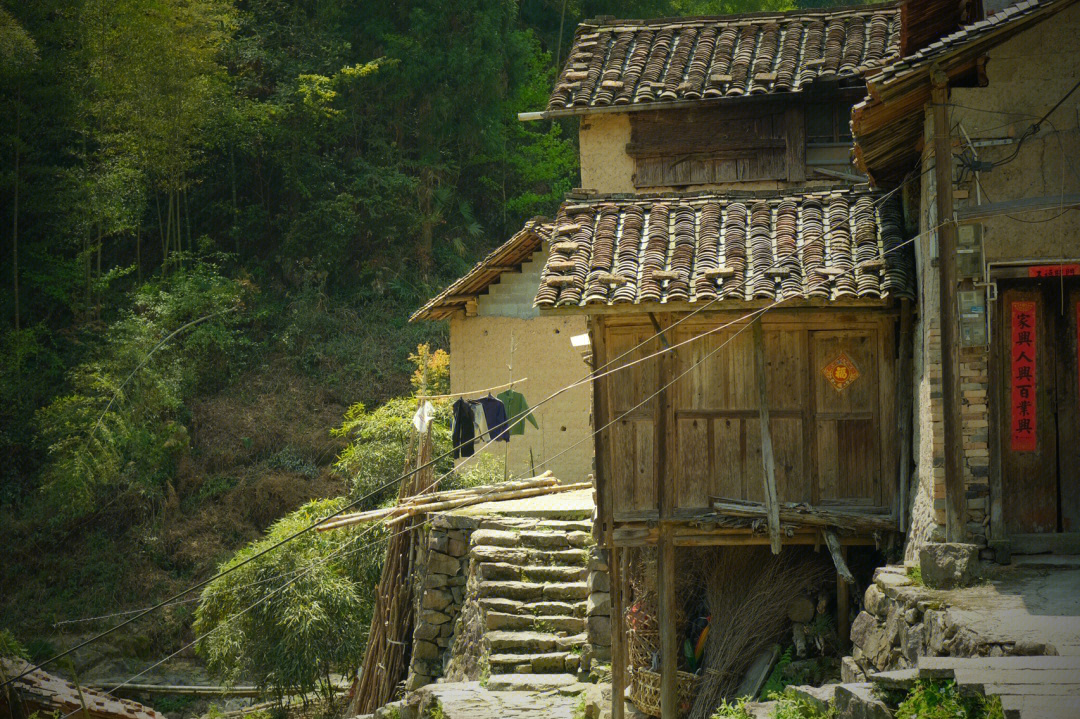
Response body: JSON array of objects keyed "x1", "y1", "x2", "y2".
[
  {"x1": 451, "y1": 398, "x2": 476, "y2": 458},
  {"x1": 475, "y1": 394, "x2": 510, "y2": 442},
  {"x1": 471, "y1": 400, "x2": 490, "y2": 440},
  {"x1": 496, "y1": 389, "x2": 538, "y2": 438}
]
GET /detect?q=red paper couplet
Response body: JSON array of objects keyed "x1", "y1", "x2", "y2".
[
  {"x1": 1028, "y1": 264, "x2": 1080, "y2": 278},
  {"x1": 1010, "y1": 301, "x2": 1037, "y2": 452}
]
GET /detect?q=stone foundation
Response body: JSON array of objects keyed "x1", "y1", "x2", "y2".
[{"x1": 845, "y1": 564, "x2": 1058, "y2": 681}]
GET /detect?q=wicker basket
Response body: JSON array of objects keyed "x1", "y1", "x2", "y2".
[
  {"x1": 628, "y1": 667, "x2": 701, "y2": 718},
  {"x1": 627, "y1": 626, "x2": 658, "y2": 669}
]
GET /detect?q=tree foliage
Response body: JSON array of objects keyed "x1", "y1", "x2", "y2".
[{"x1": 193, "y1": 497, "x2": 381, "y2": 703}]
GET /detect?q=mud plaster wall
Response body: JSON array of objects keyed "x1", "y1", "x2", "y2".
[
  {"x1": 907, "y1": 4, "x2": 1080, "y2": 557},
  {"x1": 449, "y1": 250, "x2": 592, "y2": 481}
]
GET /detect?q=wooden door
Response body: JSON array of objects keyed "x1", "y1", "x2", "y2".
[
  {"x1": 998, "y1": 282, "x2": 1078, "y2": 534},
  {"x1": 1059, "y1": 285, "x2": 1080, "y2": 532},
  {"x1": 812, "y1": 330, "x2": 879, "y2": 505}
]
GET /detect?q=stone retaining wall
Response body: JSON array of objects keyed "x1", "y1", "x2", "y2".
[
  {"x1": 408, "y1": 513, "x2": 480, "y2": 689},
  {"x1": 844, "y1": 564, "x2": 1057, "y2": 682},
  {"x1": 584, "y1": 547, "x2": 611, "y2": 668}
]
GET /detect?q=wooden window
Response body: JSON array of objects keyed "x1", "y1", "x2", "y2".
[{"x1": 806, "y1": 102, "x2": 855, "y2": 145}]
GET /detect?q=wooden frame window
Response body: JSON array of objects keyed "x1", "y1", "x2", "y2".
[{"x1": 806, "y1": 102, "x2": 854, "y2": 145}]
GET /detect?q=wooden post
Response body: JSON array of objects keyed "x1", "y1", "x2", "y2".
[
  {"x1": 897, "y1": 299, "x2": 914, "y2": 531},
  {"x1": 837, "y1": 544, "x2": 851, "y2": 650},
  {"x1": 592, "y1": 316, "x2": 612, "y2": 545},
  {"x1": 610, "y1": 545, "x2": 626, "y2": 719},
  {"x1": 931, "y1": 69, "x2": 966, "y2": 543},
  {"x1": 657, "y1": 313, "x2": 678, "y2": 719},
  {"x1": 752, "y1": 318, "x2": 782, "y2": 554},
  {"x1": 658, "y1": 535, "x2": 678, "y2": 719}
]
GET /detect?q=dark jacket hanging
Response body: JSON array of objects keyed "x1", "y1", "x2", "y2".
[
  {"x1": 452, "y1": 398, "x2": 476, "y2": 458},
  {"x1": 475, "y1": 395, "x2": 510, "y2": 442}
]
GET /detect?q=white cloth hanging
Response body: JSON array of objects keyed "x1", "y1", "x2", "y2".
[{"x1": 412, "y1": 400, "x2": 435, "y2": 433}]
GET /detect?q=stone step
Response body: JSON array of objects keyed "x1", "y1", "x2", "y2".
[
  {"x1": 540, "y1": 582, "x2": 590, "y2": 602},
  {"x1": 485, "y1": 611, "x2": 585, "y2": 634},
  {"x1": 484, "y1": 673, "x2": 581, "y2": 692},
  {"x1": 478, "y1": 561, "x2": 588, "y2": 583},
  {"x1": 471, "y1": 545, "x2": 588, "y2": 567},
  {"x1": 471, "y1": 528, "x2": 591, "y2": 551},
  {"x1": 486, "y1": 630, "x2": 560, "y2": 653},
  {"x1": 521, "y1": 600, "x2": 588, "y2": 618},
  {"x1": 488, "y1": 652, "x2": 580, "y2": 675},
  {"x1": 477, "y1": 581, "x2": 544, "y2": 602},
  {"x1": 478, "y1": 518, "x2": 594, "y2": 533}
]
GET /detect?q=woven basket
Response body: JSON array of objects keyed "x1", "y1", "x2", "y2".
[
  {"x1": 627, "y1": 626, "x2": 658, "y2": 669},
  {"x1": 628, "y1": 667, "x2": 700, "y2": 718}
]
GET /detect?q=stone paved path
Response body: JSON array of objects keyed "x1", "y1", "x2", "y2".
[{"x1": 414, "y1": 678, "x2": 586, "y2": 719}]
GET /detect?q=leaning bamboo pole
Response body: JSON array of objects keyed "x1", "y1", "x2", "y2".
[{"x1": 350, "y1": 425, "x2": 435, "y2": 713}]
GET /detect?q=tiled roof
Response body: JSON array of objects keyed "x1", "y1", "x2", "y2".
[
  {"x1": 533, "y1": 188, "x2": 913, "y2": 309},
  {"x1": 1, "y1": 658, "x2": 166, "y2": 719},
  {"x1": 546, "y1": 3, "x2": 900, "y2": 114},
  {"x1": 852, "y1": 0, "x2": 1076, "y2": 183},
  {"x1": 411, "y1": 218, "x2": 552, "y2": 321},
  {"x1": 870, "y1": 0, "x2": 1064, "y2": 87}
]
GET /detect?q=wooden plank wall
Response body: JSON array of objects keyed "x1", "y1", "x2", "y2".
[{"x1": 599, "y1": 312, "x2": 898, "y2": 523}]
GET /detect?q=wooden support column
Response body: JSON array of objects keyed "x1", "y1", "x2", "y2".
[
  {"x1": 610, "y1": 545, "x2": 626, "y2": 719},
  {"x1": 896, "y1": 299, "x2": 914, "y2": 531},
  {"x1": 656, "y1": 313, "x2": 678, "y2": 719},
  {"x1": 837, "y1": 545, "x2": 851, "y2": 650},
  {"x1": 931, "y1": 69, "x2": 966, "y2": 543},
  {"x1": 752, "y1": 318, "x2": 782, "y2": 554},
  {"x1": 591, "y1": 316, "x2": 612, "y2": 546}
]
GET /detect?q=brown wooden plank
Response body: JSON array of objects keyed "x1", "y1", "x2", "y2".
[
  {"x1": 592, "y1": 316, "x2": 613, "y2": 544},
  {"x1": 816, "y1": 419, "x2": 840, "y2": 501},
  {"x1": 658, "y1": 535, "x2": 677, "y2": 719},
  {"x1": 785, "y1": 105, "x2": 806, "y2": 182},
  {"x1": 613, "y1": 420, "x2": 636, "y2": 515},
  {"x1": 610, "y1": 545, "x2": 626, "y2": 719},
  {"x1": 772, "y1": 418, "x2": 806, "y2": 503},
  {"x1": 838, "y1": 419, "x2": 877, "y2": 501},
  {"x1": 713, "y1": 417, "x2": 742, "y2": 499},
  {"x1": 677, "y1": 417, "x2": 710, "y2": 509},
  {"x1": 635, "y1": 419, "x2": 657, "y2": 511}
]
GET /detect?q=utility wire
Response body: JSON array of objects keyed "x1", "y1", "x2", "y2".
[
  {"x1": 20, "y1": 173, "x2": 928, "y2": 681},
  {"x1": 50, "y1": 224, "x2": 929, "y2": 716}
]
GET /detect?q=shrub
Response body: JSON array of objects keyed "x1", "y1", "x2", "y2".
[
  {"x1": 34, "y1": 260, "x2": 249, "y2": 525},
  {"x1": 896, "y1": 680, "x2": 1004, "y2": 719},
  {"x1": 194, "y1": 498, "x2": 381, "y2": 704}
]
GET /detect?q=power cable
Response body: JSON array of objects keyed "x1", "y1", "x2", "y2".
[
  {"x1": 19, "y1": 171, "x2": 931, "y2": 681},
  {"x1": 49, "y1": 224, "x2": 929, "y2": 716}
]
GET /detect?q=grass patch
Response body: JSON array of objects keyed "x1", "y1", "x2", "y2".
[
  {"x1": 896, "y1": 680, "x2": 1004, "y2": 719},
  {"x1": 906, "y1": 565, "x2": 924, "y2": 587}
]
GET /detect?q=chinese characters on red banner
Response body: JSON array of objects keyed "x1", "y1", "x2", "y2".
[
  {"x1": 1011, "y1": 301, "x2": 1037, "y2": 452},
  {"x1": 1028, "y1": 264, "x2": 1080, "y2": 278}
]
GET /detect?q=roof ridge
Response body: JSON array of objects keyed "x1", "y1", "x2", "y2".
[{"x1": 580, "y1": 2, "x2": 899, "y2": 29}]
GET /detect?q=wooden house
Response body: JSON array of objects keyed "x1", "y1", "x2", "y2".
[
  {"x1": 851, "y1": 0, "x2": 1080, "y2": 559},
  {"x1": 411, "y1": 219, "x2": 594, "y2": 481},
  {"x1": 518, "y1": 3, "x2": 919, "y2": 717}
]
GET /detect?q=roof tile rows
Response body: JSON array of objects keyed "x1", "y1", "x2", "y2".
[
  {"x1": 534, "y1": 189, "x2": 914, "y2": 308},
  {"x1": 547, "y1": 3, "x2": 900, "y2": 112},
  {"x1": 1, "y1": 659, "x2": 166, "y2": 719}
]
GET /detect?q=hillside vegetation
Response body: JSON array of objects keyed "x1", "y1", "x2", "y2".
[{"x1": 0, "y1": 0, "x2": 864, "y2": 682}]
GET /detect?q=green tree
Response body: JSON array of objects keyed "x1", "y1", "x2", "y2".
[{"x1": 194, "y1": 498, "x2": 380, "y2": 704}]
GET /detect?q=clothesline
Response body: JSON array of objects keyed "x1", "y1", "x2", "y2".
[{"x1": 416, "y1": 377, "x2": 528, "y2": 401}]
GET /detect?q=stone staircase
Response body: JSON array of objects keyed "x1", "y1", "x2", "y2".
[{"x1": 469, "y1": 517, "x2": 592, "y2": 675}]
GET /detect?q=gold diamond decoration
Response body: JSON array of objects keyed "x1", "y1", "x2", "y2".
[{"x1": 822, "y1": 351, "x2": 860, "y2": 392}]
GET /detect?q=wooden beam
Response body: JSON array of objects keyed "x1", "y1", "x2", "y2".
[
  {"x1": 658, "y1": 535, "x2": 678, "y2": 719},
  {"x1": 752, "y1": 318, "x2": 782, "y2": 554},
  {"x1": 592, "y1": 316, "x2": 613, "y2": 546},
  {"x1": 822, "y1": 529, "x2": 855, "y2": 585},
  {"x1": 710, "y1": 498, "x2": 896, "y2": 532},
  {"x1": 955, "y1": 194, "x2": 1080, "y2": 223},
  {"x1": 657, "y1": 312, "x2": 678, "y2": 719},
  {"x1": 896, "y1": 299, "x2": 914, "y2": 532},
  {"x1": 785, "y1": 104, "x2": 806, "y2": 183},
  {"x1": 610, "y1": 545, "x2": 626, "y2": 719},
  {"x1": 931, "y1": 69, "x2": 967, "y2": 543},
  {"x1": 837, "y1": 543, "x2": 851, "y2": 651}
]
